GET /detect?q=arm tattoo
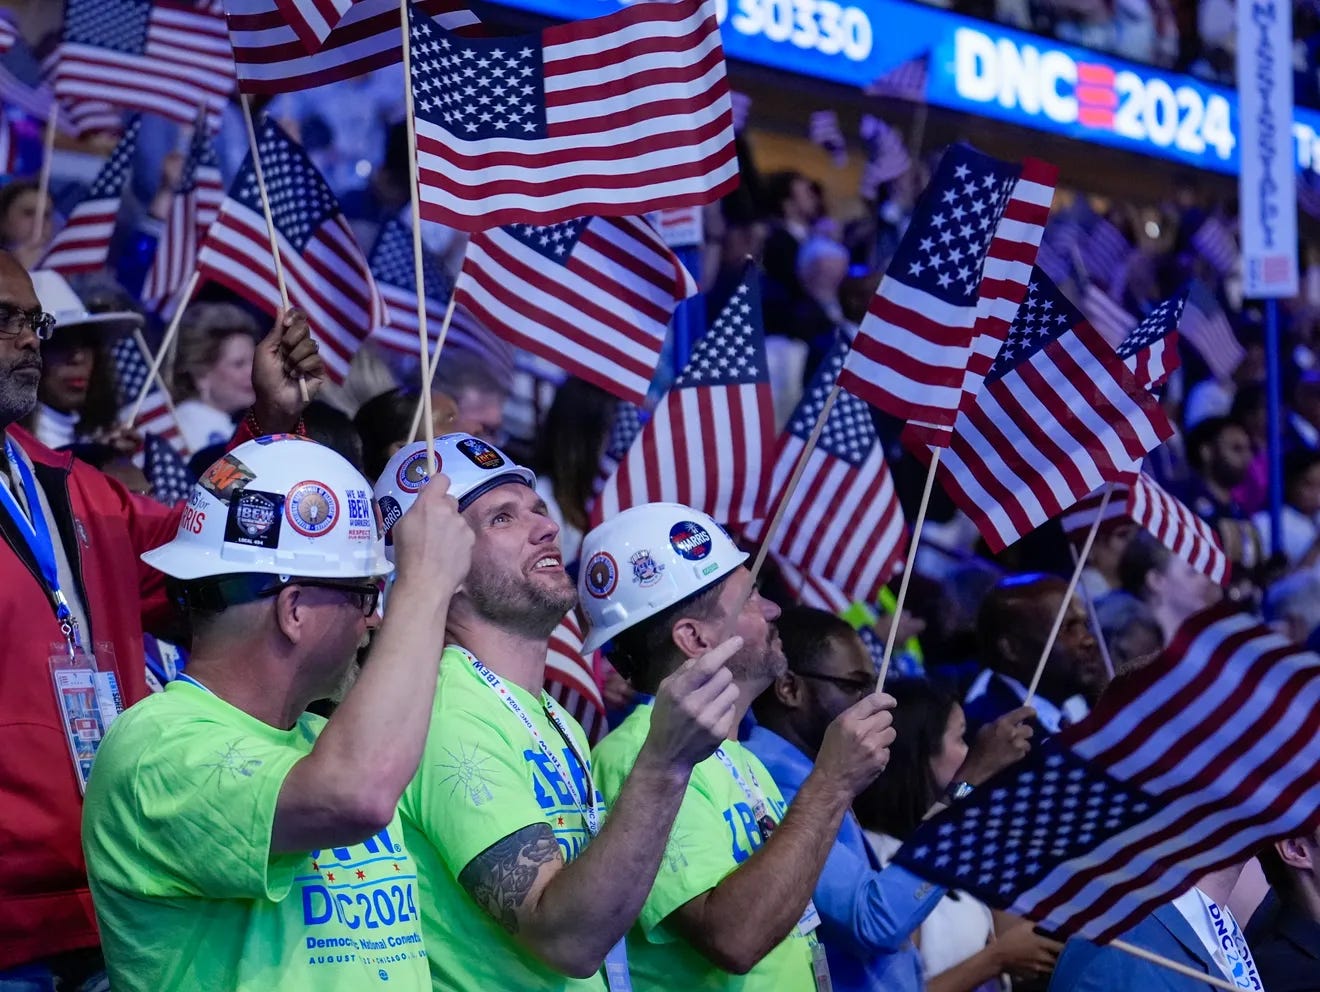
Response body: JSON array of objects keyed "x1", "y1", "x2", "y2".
[{"x1": 459, "y1": 822, "x2": 561, "y2": 934}]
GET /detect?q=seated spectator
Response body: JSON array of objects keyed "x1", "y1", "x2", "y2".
[
  {"x1": 1182, "y1": 416, "x2": 1264, "y2": 571},
  {"x1": 1263, "y1": 570, "x2": 1320, "y2": 647},
  {"x1": 1252, "y1": 449, "x2": 1320, "y2": 568},
  {"x1": 854, "y1": 676, "x2": 1059, "y2": 992},
  {"x1": 1118, "y1": 532, "x2": 1221, "y2": 644},
  {"x1": 963, "y1": 574, "x2": 1105, "y2": 738},
  {"x1": 431, "y1": 346, "x2": 509, "y2": 444},
  {"x1": 1093, "y1": 591, "x2": 1163, "y2": 671},
  {"x1": 1247, "y1": 830, "x2": 1320, "y2": 991},
  {"x1": 170, "y1": 303, "x2": 261, "y2": 453}
]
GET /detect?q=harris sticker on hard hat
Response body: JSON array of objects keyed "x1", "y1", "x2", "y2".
[
  {"x1": 458, "y1": 437, "x2": 505, "y2": 470},
  {"x1": 378, "y1": 494, "x2": 402, "y2": 543},
  {"x1": 396, "y1": 449, "x2": 433, "y2": 494},
  {"x1": 669, "y1": 520, "x2": 713, "y2": 560},
  {"x1": 200, "y1": 454, "x2": 256, "y2": 504},
  {"x1": 630, "y1": 549, "x2": 664, "y2": 587},
  {"x1": 584, "y1": 551, "x2": 619, "y2": 598},
  {"x1": 286, "y1": 480, "x2": 339, "y2": 537},
  {"x1": 223, "y1": 489, "x2": 283, "y2": 549}
]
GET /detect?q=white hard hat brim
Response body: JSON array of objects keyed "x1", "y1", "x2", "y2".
[{"x1": 141, "y1": 540, "x2": 395, "y2": 582}]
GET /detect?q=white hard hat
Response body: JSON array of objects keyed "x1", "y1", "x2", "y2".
[
  {"x1": 577, "y1": 503, "x2": 748, "y2": 654},
  {"x1": 29, "y1": 269, "x2": 142, "y2": 341},
  {"x1": 373, "y1": 433, "x2": 535, "y2": 558},
  {"x1": 142, "y1": 436, "x2": 393, "y2": 581}
]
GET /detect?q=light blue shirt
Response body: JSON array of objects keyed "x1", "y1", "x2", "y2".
[{"x1": 744, "y1": 724, "x2": 945, "y2": 992}]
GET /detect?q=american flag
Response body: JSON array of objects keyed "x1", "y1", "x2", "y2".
[
  {"x1": 40, "y1": 117, "x2": 141, "y2": 276},
  {"x1": 1114, "y1": 291, "x2": 1184, "y2": 391},
  {"x1": 1081, "y1": 216, "x2": 1130, "y2": 290},
  {"x1": 367, "y1": 217, "x2": 515, "y2": 381},
  {"x1": 408, "y1": 0, "x2": 739, "y2": 231},
  {"x1": 865, "y1": 53, "x2": 928, "y2": 102},
  {"x1": 1081, "y1": 283, "x2": 1137, "y2": 347},
  {"x1": 1036, "y1": 216, "x2": 1084, "y2": 287},
  {"x1": 1059, "y1": 482, "x2": 1130, "y2": 544},
  {"x1": 895, "y1": 602, "x2": 1320, "y2": 943},
  {"x1": 592, "y1": 268, "x2": 773, "y2": 526},
  {"x1": 226, "y1": 0, "x2": 476, "y2": 94},
  {"x1": 808, "y1": 109, "x2": 847, "y2": 166},
  {"x1": 62, "y1": 98, "x2": 124, "y2": 138},
  {"x1": 771, "y1": 554, "x2": 889, "y2": 669},
  {"x1": 51, "y1": 0, "x2": 234, "y2": 129},
  {"x1": 457, "y1": 215, "x2": 696, "y2": 407},
  {"x1": 111, "y1": 336, "x2": 187, "y2": 453},
  {"x1": 142, "y1": 116, "x2": 224, "y2": 311},
  {"x1": 195, "y1": 117, "x2": 383, "y2": 385},
  {"x1": 0, "y1": 35, "x2": 61, "y2": 125},
  {"x1": 924, "y1": 267, "x2": 1174, "y2": 553},
  {"x1": 0, "y1": 16, "x2": 16, "y2": 55},
  {"x1": 840, "y1": 144, "x2": 1022, "y2": 438},
  {"x1": 143, "y1": 431, "x2": 194, "y2": 504},
  {"x1": 858, "y1": 114, "x2": 910, "y2": 200},
  {"x1": 1191, "y1": 215, "x2": 1237, "y2": 277},
  {"x1": 746, "y1": 338, "x2": 908, "y2": 603},
  {"x1": 1181, "y1": 282, "x2": 1245, "y2": 381},
  {"x1": 591, "y1": 399, "x2": 644, "y2": 503},
  {"x1": 274, "y1": 0, "x2": 355, "y2": 54},
  {"x1": 544, "y1": 611, "x2": 608, "y2": 746}
]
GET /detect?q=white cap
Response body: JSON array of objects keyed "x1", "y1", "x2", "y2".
[
  {"x1": 29, "y1": 269, "x2": 142, "y2": 341},
  {"x1": 142, "y1": 436, "x2": 392, "y2": 581},
  {"x1": 577, "y1": 503, "x2": 747, "y2": 654}
]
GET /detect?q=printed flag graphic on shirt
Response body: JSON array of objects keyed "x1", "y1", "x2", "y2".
[
  {"x1": 458, "y1": 215, "x2": 696, "y2": 406},
  {"x1": 367, "y1": 217, "x2": 515, "y2": 381},
  {"x1": 51, "y1": 0, "x2": 235, "y2": 128},
  {"x1": 41, "y1": 117, "x2": 141, "y2": 276},
  {"x1": 142, "y1": 114, "x2": 223, "y2": 311},
  {"x1": 196, "y1": 117, "x2": 382, "y2": 385},
  {"x1": 1114, "y1": 291, "x2": 1185, "y2": 391},
  {"x1": 593, "y1": 268, "x2": 773, "y2": 526},
  {"x1": 545, "y1": 611, "x2": 608, "y2": 746},
  {"x1": 111, "y1": 336, "x2": 187, "y2": 455},
  {"x1": 922, "y1": 267, "x2": 1174, "y2": 552},
  {"x1": 226, "y1": 0, "x2": 477, "y2": 94},
  {"x1": 746, "y1": 338, "x2": 908, "y2": 603},
  {"x1": 895, "y1": 602, "x2": 1320, "y2": 943},
  {"x1": 407, "y1": 0, "x2": 739, "y2": 231},
  {"x1": 839, "y1": 144, "x2": 1022, "y2": 439}
]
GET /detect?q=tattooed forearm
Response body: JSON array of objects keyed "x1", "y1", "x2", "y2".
[{"x1": 459, "y1": 822, "x2": 561, "y2": 934}]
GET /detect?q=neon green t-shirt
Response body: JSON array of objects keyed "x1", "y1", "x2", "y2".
[
  {"x1": 82, "y1": 680, "x2": 430, "y2": 992},
  {"x1": 591, "y1": 702, "x2": 817, "y2": 992},
  {"x1": 398, "y1": 646, "x2": 608, "y2": 992}
]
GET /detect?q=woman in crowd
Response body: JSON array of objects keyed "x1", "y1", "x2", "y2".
[
  {"x1": 170, "y1": 303, "x2": 261, "y2": 453},
  {"x1": 1118, "y1": 529, "x2": 1221, "y2": 644},
  {"x1": 856, "y1": 678, "x2": 1062, "y2": 991},
  {"x1": 0, "y1": 179, "x2": 53, "y2": 271},
  {"x1": 354, "y1": 387, "x2": 460, "y2": 483}
]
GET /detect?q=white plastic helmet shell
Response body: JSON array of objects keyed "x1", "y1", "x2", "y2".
[
  {"x1": 141, "y1": 435, "x2": 393, "y2": 581},
  {"x1": 373, "y1": 433, "x2": 536, "y2": 559},
  {"x1": 577, "y1": 503, "x2": 748, "y2": 654}
]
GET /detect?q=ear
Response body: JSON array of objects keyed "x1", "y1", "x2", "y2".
[
  {"x1": 773, "y1": 672, "x2": 803, "y2": 709},
  {"x1": 1277, "y1": 836, "x2": 1315, "y2": 872},
  {"x1": 996, "y1": 633, "x2": 1021, "y2": 669},
  {"x1": 671, "y1": 616, "x2": 711, "y2": 659},
  {"x1": 273, "y1": 585, "x2": 304, "y2": 645}
]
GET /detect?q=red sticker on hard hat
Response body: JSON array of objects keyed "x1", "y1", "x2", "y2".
[
  {"x1": 200, "y1": 454, "x2": 255, "y2": 504},
  {"x1": 285, "y1": 480, "x2": 339, "y2": 538},
  {"x1": 584, "y1": 551, "x2": 619, "y2": 599},
  {"x1": 223, "y1": 489, "x2": 284, "y2": 549},
  {"x1": 669, "y1": 520, "x2": 713, "y2": 561},
  {"x1": 458, "y1": 437, "x2": 505, "y2": 470},
  {"x1": 396, "y1": 450, "x2": 433, "y2": 494}
]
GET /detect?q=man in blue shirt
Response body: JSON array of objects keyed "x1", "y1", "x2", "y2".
[{"x1": 746, "y1": 607, "x2": 1035, "y2": 992}]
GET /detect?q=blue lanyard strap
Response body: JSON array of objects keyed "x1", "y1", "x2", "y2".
[{"x1": 0, "y1": 439, "x2": 80, "y2": 650}]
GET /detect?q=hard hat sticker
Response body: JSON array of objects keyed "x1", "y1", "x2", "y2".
[
  {"x1": 224, "y1": 489, "x2": 284, "y2": 549},
  {"x1": 253, "y1": 433, "x2": 311, "y2": 445},
  {"x1": 378, "y1": 495, "x2": 403, "y2": 544},
  {"x1": 200, "y1": 454, "x2": 256, "y2": 504},
  {"x1": 630, "y1": 549, "x2": 665, "y2": 587},
  {"x1": 396, "y1": 449, "x2": 433, "y2": 494},
  {"x1": 345, "y1": 488, "x2": 373, "y2": 541},
  {"x1": 670, "y1": 520, "x2": 713, "y2": 561},
  {"x1": 286, "y1": 480, "x2": 339, "y2": 537},
  {"x1": 584, "y1": 551, "x2": 619, "y2": 598},
  {"x1": 458, "y1": 437, "x2": 505, "y2": 470}
]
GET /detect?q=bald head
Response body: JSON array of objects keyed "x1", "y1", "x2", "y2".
[{"x1": 0, "y1": 251, "x2": 42, "y2": 427}]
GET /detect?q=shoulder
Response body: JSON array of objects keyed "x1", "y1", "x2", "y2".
[{"x1": 591, "y1": 705, "x2": 652, "y2": 774}]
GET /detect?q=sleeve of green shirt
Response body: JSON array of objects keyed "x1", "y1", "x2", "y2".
[{"x1": 85, "y1": 710, "x2": 305, "y2": 903}]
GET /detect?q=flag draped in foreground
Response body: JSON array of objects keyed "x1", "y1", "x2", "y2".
[
  {"x1": 592, "y1": 268, "x2": 773, "y2": 526},
  {"x1": 544, "y1": 612, "x2": 607, "y2": 746},
  {"x1": 196, "y1": 117, "x2": 382, "y2": 384},
  {"x1": 408, "y1": 0, "x2": 738, "y2": 231},
  {"x1": 51, "y1": 0, "x2": 234, "y2": 127},
  {"x1": 274, "y1": 0, "x2": 355, "y2": 54},
  {"x1": 458, "y1": 215, "x2": 696, "y2": 406},
  {"x1": 1114, "y1": 291, "x2": 1184, "y2": 391},
  {"x1": 111, "y1": 336, "x2": 187, "y2": 454},
  {"x1": 41, "y1": 118, "x2": 141, "y2": 276},
  {"x1": 143, "y1": 116, "x2": 223, "y2": 310},
  {"x1": 746, "y1": 338, "x2": 908, "y2": 603},
  {"x1": 895, "y1": 603, "x2": 1320, "y2": 943}
]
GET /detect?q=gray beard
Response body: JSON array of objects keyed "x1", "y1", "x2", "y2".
[
  {"x1": 0, "y1": 375, "x2": 37, "y2": 428},
  {"x1": 465, "y1": 567, "x2": 577, "y2": 641}
]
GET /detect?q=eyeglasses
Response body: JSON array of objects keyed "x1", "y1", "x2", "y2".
[
  {"x1": 793, "y1": 671, "x2": 878, "y2": 697},
  {"x1": 261, "y1": 579, "x2": 382, "y2": 617},
  {"x1": 0, "y1": 304, "x2": 57, "y2": 341}
]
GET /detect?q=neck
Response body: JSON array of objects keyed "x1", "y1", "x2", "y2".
[
  {"x1": 1195, "y1": 864, "x2": 1246, "y2": 906},
  {"x1": 759, "y1": 714, "x2": 815, "y2": 758},
  {"x1": 447, "y1": 617, "x2": 548, "y2": 696},
  {"x1": 1297, "y1": 877, "x2": 1320, "y2": 923},
  {"x1": 727, "y1": 674, "x2": 770, "y2": 741},
  {"x1": 185, "y1": 651, "x2": 308, "y2": 731},
  {"x1": 1149, "y1": 602, "x2": 1185, "y2": 643},
  {"x1": 1205, "y1": 478, "x2": 1234, "y2": 504}
]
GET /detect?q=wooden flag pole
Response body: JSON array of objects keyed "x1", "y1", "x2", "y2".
[
  {"x1": 239, "y1": 94, "x2": 307, "y2": 404},
  {"x1": 129, "y1": 328, "x2": 186, "y2": 437},
  {"x1": 31, "y1": 112, "x2": 58, "y2": 252},
  {"x1": 875, "y1": 447, "x2": 940, "y2": 689},
  {"x1": 399, "y1": 0, "x2": 436, "y2": 473},
  {"x1": 408, "y1": 289, "x2": 459, "y2": 443},
  {"x1": 1070, "y1": 542, "x2": 1116, "y2": 679},
  {"x1": 128, "y1": 271, "x2": 200, "y2": 424},
  {"x1": 1023, "y1": 484, "x2": 1114, "y2": 705},
  {"x1": 1109, "y1": 939, "x2": 1240, "y2": 992},
  {"x1": 746, "y1": 383, "x2": 841, "y2": 590}
]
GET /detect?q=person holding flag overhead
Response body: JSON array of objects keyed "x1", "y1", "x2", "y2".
[{"x1": 372, "y1": 436, "x2": 745, "y2": 992}]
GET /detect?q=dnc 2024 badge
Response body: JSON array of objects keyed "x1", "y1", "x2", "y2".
[
  {"x1": 630, "y1": 549, "x2": 664, "y2": 587},
  {"x1": 285, "y1": 480, "x2": 339, "y2": 537},
  {"x1": 584, "y1": 551, "x2": 618, "y2": 599}
]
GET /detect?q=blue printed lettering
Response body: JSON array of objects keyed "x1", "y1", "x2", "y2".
[
  {"x1": 735, "y1": 803, "x2": 764, "y2": 853},
  {"x1": 335, "y1": 891, "x2": 361, "y2": 929},
  {"x1": 724, "y1": 807, "x2": 752, "y2": 863},
  {"x1": 302, "y1": 884, "x2": 334, "y2": 925}
]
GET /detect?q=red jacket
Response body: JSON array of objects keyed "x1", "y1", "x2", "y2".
[{"x1": 0, "y1": 424, "x2": 251, "y2": 970}]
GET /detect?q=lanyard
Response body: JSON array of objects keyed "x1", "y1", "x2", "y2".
[
  {"x1": 457, "y1": 647, "x2": 602, "y2": 837},
  {"x1": 714, "y1": 745, "x2": 772, "y2": 820},
  {"x1": 0, "y1": 439, "x2": 81, "y2": 652},
  {"x1": 1203, "y1": 897, "x2": 1263, "y2": 991}
]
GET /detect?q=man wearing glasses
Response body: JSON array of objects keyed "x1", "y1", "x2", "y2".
[
  {"x1": 0, "y1": 251, "x2": 322, "y2": 991},
  {"x1": 82, "y1": 436, "x2": 474, "y2": 991}
]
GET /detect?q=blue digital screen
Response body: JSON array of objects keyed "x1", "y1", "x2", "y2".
[{"x1": 492, "y1": 0, "x2": 1320, "y2": 178}]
